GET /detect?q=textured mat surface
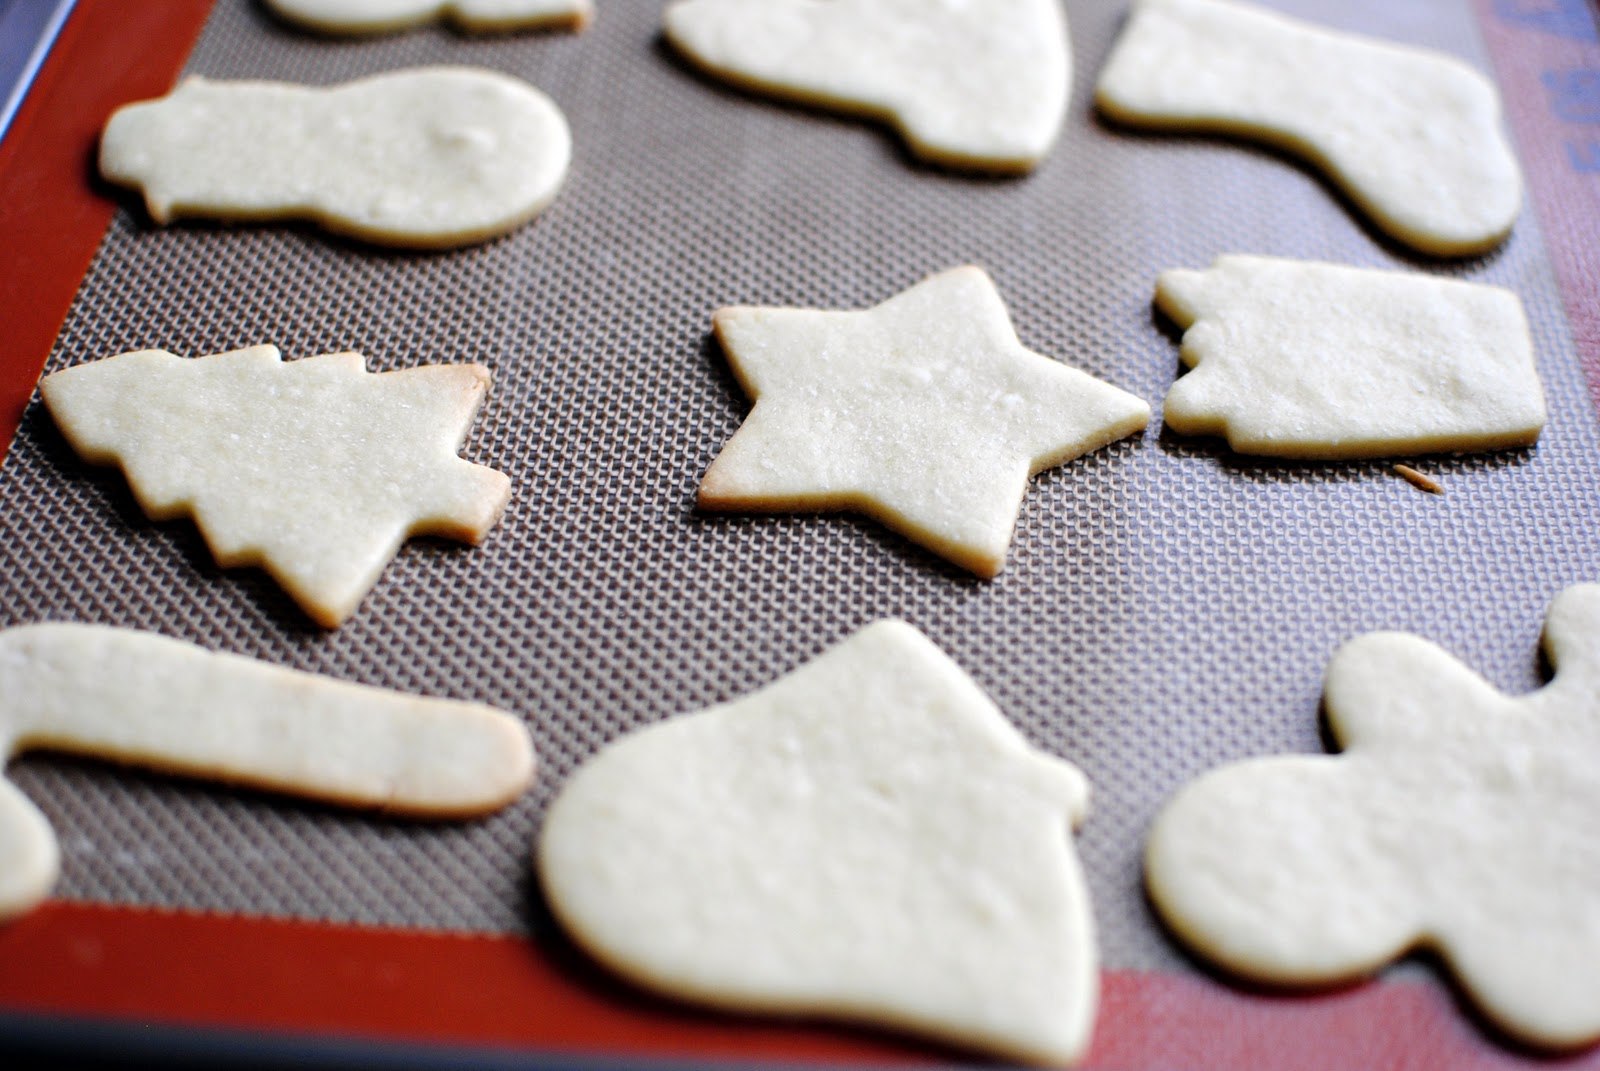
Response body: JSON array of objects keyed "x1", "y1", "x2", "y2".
[{"x1": 1, "y1": 0, "x2": 1597, "y2": 977}]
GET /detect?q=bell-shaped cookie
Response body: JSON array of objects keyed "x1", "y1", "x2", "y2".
[{"x1": 540, "y1": 620, "x2": 1098, "y2": 1065}]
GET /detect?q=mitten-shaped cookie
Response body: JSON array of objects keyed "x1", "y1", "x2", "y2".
[{"x1": 664, "y1": 0, "x2": 1070, "y2": 171}]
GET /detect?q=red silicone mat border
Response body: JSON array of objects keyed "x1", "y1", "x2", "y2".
[
  {"x1": 0, "y1": 0, "x2": 212, "y2": 465},
  {"x1": 1476, "y1": 0, "x2": 1600, "y2": 409},
  {"x1": 2, "y1": 1, "x2": 1600, "y2": 1068},
  {"x1": 3, "y1": 901, "x2": 1598, "y2": 1071}
]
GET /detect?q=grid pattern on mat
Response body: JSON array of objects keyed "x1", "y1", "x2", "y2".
[{"x1": 0, "y1": 0, "x2": 1596, "y2": 974}]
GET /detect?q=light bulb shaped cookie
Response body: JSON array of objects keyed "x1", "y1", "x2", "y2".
[
  {"x1": 0, "y1": 623, "x2": 534, "y2": 921},
  {"x1": 100, "y1": 67, "x2": 569, "y2": 248},
  {"x1": 663, "y1": 0, "x2": 1070, "y2": 171},
  {"x1": 540, "y1": 620, "x2": 1098, "y2": 1066},
  {"x1": 40, "y1": 345, "x2": 510, "y2": 628},
  {"x1": 1097, "y1": 0, "x2": 1522, "y2": 255},
  {"x1": 265, "y1": 0, "x2": 592, "y2": 35},
  {"x1": 1147, "y1": 584, "x2": 1600, "y2": 1049},
  {"x1": 1156, "y1": 256, "x2": 1545, "y2": 459}
]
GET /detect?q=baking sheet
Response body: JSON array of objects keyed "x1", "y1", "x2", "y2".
[
  {"x1": 1, "y1": 0, "x2": 1597, "y2": 993},
  {"x1": 0, "y1": 0, "x2": 75, "y2": 146}
]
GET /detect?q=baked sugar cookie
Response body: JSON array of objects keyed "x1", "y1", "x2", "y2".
[
  {"x1": 40, "y1": 345, "x2": 510, "y2": 628},
  {"x1": 1096, "y1": 0, "x2": 1522, "y2": 256},
  {"x1": 1147, "y1": 585, "x2": 1600, "y2": 1049},
  {"x1": 0, "y1": 622, "x2": 534, "y2": 921},
  {"x1": 699, "y1": 267, "x2": 1149, "y2": 576},
  {"x1": 265, "y1": 0, "x2": 592, "y2": 35},
  {"x1": 100, "y1": 67, "x2": 570, "y2": 249},
  {"x1": 663, "y1": 0, "x2": 1070, "y2": 172},
  {"x1": 1156, "y1": 256, "x2": 1545, "y2": 459},
  {"x1": 540, "y1": 620, "x2": 1097, "y2": 1065}
]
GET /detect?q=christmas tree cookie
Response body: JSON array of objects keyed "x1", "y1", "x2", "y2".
[{"x1": 40, "y1": 345, "x2": 510, "y2": 627}]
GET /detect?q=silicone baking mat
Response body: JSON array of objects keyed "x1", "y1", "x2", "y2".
[{"x1": 1, "y1": 0, "x2": 1599, "y2": 1067}]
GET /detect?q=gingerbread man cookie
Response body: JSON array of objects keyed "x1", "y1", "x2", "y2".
[{"x1": 1147, "y1": 585, "x2": 1600, "y2": 1048}]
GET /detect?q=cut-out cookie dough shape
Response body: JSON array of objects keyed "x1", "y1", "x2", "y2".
[
  {"x1": 0, "y1": 622, "x2": 534, "y2": 922},
  {"x1": 264, "y1": 0, "x2": 592, "y2": 35},
  {"x1": 662, "y1": 0, "x2": 1070, "y2": 172},
  {"x1": 699, "y1": 267, "x2": 1149, "y2": 577},
  {"x1": 1156, "y1": 256, "x2": 1546, "y2": 459},
  {"x1": 1096, "y1": 0, "x2": 1523, "y2": 256},
  {"x1": 540, "y1": 620, "x2": 1097, "y2": 1065},
  {"x1": 1146, "y1": 584, "x2": 1600, "y2": 1049},
  {"x1": 100, "y1": 67, "x2": 570, "y2": 249},
  {"x1": 40, "y1": 345, "x2": 510, "y2": 628}
]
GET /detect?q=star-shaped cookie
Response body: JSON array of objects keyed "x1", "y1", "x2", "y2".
[
  {"x1": 698, "y1": 267, "x2": 1150, "y2": 577},
  {"x1": 40, "y1": 345, "x2": 510, "y2": 627},
  {"x1": 1146, "y1": 584, "x2": 1600, "y2": 1049},
  {"x1": 540, "y1": 620, "x2": 1098, "y2": 1065}
]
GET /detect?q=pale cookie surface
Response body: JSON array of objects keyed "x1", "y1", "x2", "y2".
[
  {"x1": 40, "y1": 345, "x2": 510, "y2": 628},
  {"x1": 1096, "y1": 0, "x2": 1522, "y2": 256},
  {"x1": 1146, "y1": 584, "x2": 1600, "y2": 1049},
  {"x1": 663, "y1": 0, "x2": 1070, "y2": 172},
  {"x1": 0, "y1": 622, "x2": 534, "y2": 921},
  {"x1": 1156, "y1": 255, "x2": 1545, "y2": 459},
  {"x1": 698, "y1": 267, "x2": 1150, "y2": 577},
  {"x1": 265, "y1": 0, "x2": 592, "y2": 34},
  {"x1": 540, "y1": 620, "x2": 1097, "y2": 1066},
  {"x1": 100, "y1": 67, "x2": 570, "y2": 248}
]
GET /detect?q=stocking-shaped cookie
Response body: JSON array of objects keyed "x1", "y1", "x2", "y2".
[
  {"x1": 1147, "y1": 584, "x2": 1600, "y2": 1048},
  {"x1": 41, "y1": 345, "x2": 510, "y2": 627},
  {"x1": 0, "y1": 623, "x2": 534, "y2": 921},
  {"x1": 1097, "y1": 0, "x2": 1521, "y2": 255},
  {"x1": 540, "y1": 620, "x2": 1098, "y2": 1065},
  {"x1": 663, "y1": 0, "x2": 1070, "y2": 171},
  {"x1": 100, "y1": 67, "x2": 569, "y2": 248}
]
